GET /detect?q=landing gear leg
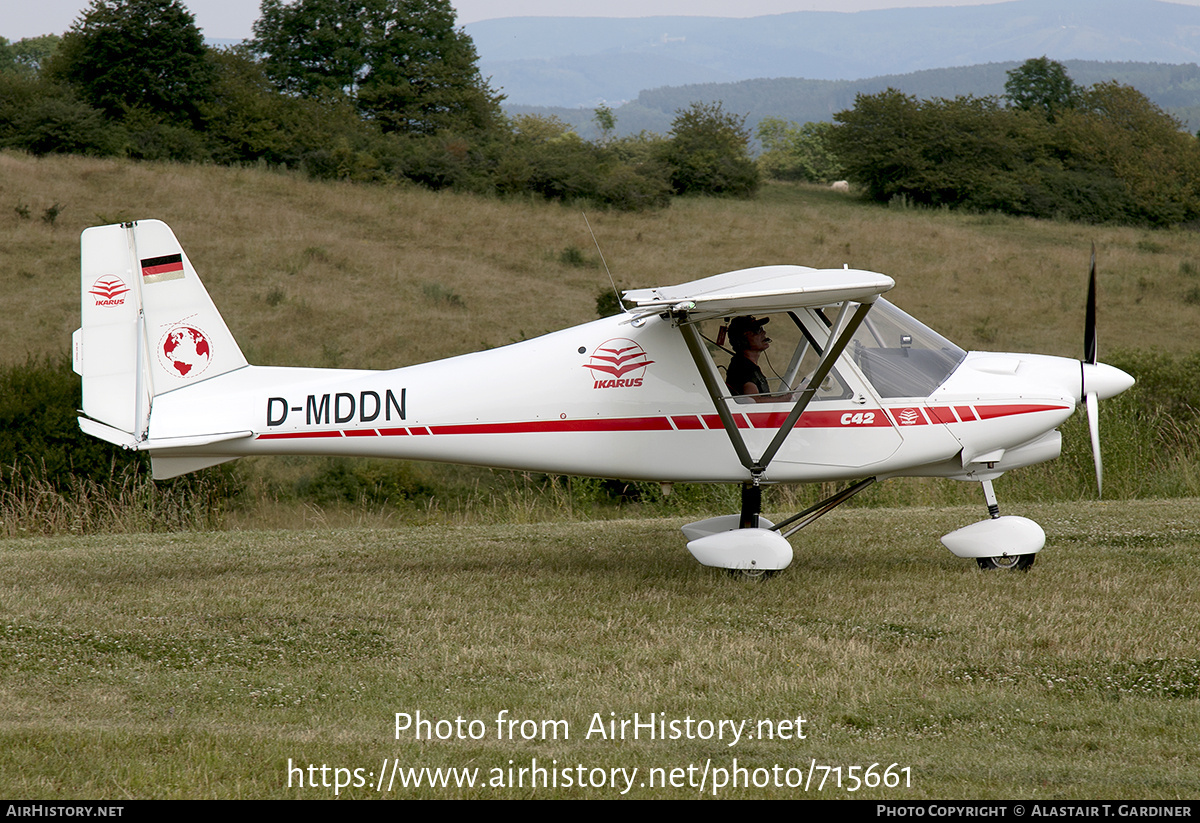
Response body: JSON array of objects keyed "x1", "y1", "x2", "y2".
[
  {"x1": 729, "y1": 478, "x2": 773, "y2": 579},
  {"x1": 739, "y1": 478, "x2": 762, "y2": 530},
  {"x1": 974, "y1": 479, "x2": 1036, "y2": 571},
  {"x1": 982, "y1": 478, "x2": 1000, "y2": 519}
]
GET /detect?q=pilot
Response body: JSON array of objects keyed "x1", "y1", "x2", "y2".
[{"x1": 725, "y1": 315, "x2": 773, "y2": 400}]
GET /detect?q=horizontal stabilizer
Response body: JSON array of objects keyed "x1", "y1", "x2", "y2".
[
  {"x1": 131, "y1": 429, "x2": 253, "y2": 452},
  {"x1": 77, "y1": 417, "x2": 252, "y2": 453},
  {"x1": 78, "y1": 416, "x2": 138, "y2": 448}
]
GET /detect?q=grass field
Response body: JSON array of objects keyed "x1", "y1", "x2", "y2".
[
  {"x1": 4, "y1": 150, "x2": 1200, "y2": 799},
  {"x1": 2, "y1": 500, "x2": 1199, "y2": 799}
]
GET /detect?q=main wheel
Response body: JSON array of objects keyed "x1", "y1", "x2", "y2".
[
  {"x1": 976, "y1": 553, "x2": 1036, "y2": 571},
  {"x1": 727, "y1": 566, "x2": 778, "y2": 581}
]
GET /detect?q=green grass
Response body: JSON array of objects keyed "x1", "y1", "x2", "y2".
[{"x1": 2, "y1": 500, "x2": 1200, "y2": 798}]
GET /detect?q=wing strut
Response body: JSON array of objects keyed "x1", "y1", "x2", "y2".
[
  {"x1": 675, "y1": 300, "x2": 876, "y2": 477},
  {"x1": 678, "y1": 319, "x2": 755, "y2": 470},
  {"x1": 771, "y1": 476, "x2": 877, "y2": 538}
]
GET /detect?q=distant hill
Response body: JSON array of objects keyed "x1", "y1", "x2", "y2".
[
  {"x1": 467, "y1": 0, "x2": 1200, "y2": 108},
  {"x1": 506, "y1": 61, "x2": 1200, "y2": 141}
]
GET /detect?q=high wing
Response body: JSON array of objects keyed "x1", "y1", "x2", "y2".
[{"x1": 622, "y1": 265, "x2": 895, "y2": 321}]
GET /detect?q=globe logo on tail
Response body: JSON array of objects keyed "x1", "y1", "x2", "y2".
[{"x1": 159, "y1": 325, "x2": 212, "y2": 378}]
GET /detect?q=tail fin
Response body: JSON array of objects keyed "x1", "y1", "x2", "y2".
[{"x1": 74, "y1": 220, "x2": 247, "y2": 443}]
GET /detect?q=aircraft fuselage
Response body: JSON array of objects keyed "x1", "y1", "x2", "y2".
[{"x1": 148, "y1": 311, "x2": 1078, "y2": 483}]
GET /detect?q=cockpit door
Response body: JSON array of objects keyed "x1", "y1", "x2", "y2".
[{"x1": 765, "y1": 307, "x2": 904, "y2": 470}]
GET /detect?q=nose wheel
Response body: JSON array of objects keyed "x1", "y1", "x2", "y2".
[
  {"x1": 940, "y1": 479, "x2": 1043, "y2": 571},
  {"x1": 976, "y1": 553, "x2": 1036, "y2": 571}
]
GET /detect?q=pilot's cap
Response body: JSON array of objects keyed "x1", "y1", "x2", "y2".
[{"x1": 729, "y1": 315, "x2": 769, "y2": 349}]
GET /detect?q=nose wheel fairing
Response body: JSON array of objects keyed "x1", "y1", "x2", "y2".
[{"x1": 940, "y1": 516, "x2": 1045, "y2": 560}]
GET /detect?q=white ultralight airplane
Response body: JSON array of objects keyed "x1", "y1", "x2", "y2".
[{"x1": 74, "y1": 220, "x2": 1134, "y2": 575}]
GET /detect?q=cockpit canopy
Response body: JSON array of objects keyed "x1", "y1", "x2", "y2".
[{"x1": 717, "y1": 298, "x2": 965, "y2": 403}]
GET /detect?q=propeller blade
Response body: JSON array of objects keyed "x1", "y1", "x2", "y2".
[
  {"x1": 1086, "y1": 391, "x2": 1102, "y2": 497},
  {"x1": 1084, "y1": 244, "x2": 1097, "y2": 365}
]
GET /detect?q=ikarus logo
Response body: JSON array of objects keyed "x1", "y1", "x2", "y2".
[
  {"x1": 88, "y1": 275, "x2": 130, "y2": 307},
  {"x1": 584, "y1": 338, "x2": 654, "y2": 389}
]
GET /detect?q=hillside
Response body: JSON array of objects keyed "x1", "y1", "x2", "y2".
[
  {"x1": 4, "y1": 149, "x2": 1200, "y2": 374},
  {"x1": 468, "y1": 0, "x2": 1200, "y2": 108},
  {"x1": 4, "y1": 154, "x2": 1199, "y2": 803},
  {"x1": 512, "y1": 61, "x2": 1200, "y2": 140}
]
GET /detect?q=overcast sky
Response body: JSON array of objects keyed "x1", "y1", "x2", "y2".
[
  {"x1": 6, "y1": 0, "x2": 1198, "y2": 41},
  {"x1": 8, "y1": 0, "x2": 976, "y2": 40}
]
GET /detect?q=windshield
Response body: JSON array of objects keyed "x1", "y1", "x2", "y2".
[{"x1": 845, "y1": 299, "x2": 966, "y2": 398}]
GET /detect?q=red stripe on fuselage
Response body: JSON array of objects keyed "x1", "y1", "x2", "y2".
[
  {"x1": 258, "y1": 430, "x2": 343, "y2": 440},
  {"x1": 926, "y1": 406, "x2": 957, "y2": 425},
  {"x1": 252, "y1": 403, "x2": 1069, "y2": 441},
  {"x1": 430, "y1": 417, "x2": 673, "y2": 435},
  {"x1": 973, "y1": 404, "x2": 1067, "y2": 420}
]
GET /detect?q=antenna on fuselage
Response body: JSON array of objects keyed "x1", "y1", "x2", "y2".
[{"x1": 583, "y1": 212, "x2": 627, "y2": 313}]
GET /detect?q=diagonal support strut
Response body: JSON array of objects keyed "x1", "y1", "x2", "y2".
[{"x1": 676, "y1": 300, "x2": 876, "y2": 477}]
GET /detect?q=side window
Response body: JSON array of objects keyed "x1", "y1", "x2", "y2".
[{"x1": 713, "y1": 312, "x2": 852, "y2": 404}]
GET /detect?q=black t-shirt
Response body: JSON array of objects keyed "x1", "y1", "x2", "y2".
[{"x1": 726, "y1": 354, "x2": 769, "y2": 396}]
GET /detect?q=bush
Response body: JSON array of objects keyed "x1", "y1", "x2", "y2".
[
  {"x1": 756, "y1": 118, "x2": 844, "y2": 183},
  {"x1": 830, "y1": 79, "x2": 1200, "y2": 226},
  {"x1": 0, "y1": 357, "x2": 243, "y2": 515},
  {"x1": 0, "y1": 75, "x2": 123, "y2": 156},
  {"x1": 660, "y1": 101, "x2": 759, "y2": 198},
  {"x1": 592, "y1": 161, "x2": 671, "y2": 211},
  {"x1": 294, "y1": 458, "x2": 436, "y2": 505},
  {"x1": 0, "y1": 356, "x2": 137, "y2": 489},
  {"x1": 122, "y1": 107, "x2": 213, "y2": 162}
]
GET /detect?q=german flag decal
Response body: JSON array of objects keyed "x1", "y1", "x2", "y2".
[{"x1": 141, "y1": 253, "x2": 185, "y2": 284}]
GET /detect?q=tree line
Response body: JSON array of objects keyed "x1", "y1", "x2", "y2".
[
  {"x1": 4, "y1": 5, "x2": 1196, "y2": 226},
  {"x1": 0, "y1": 0, "x2": 758, "y2": 210},
  {"x1": 808, "y1": 58, "x2": 1200, "y2": 227}
]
